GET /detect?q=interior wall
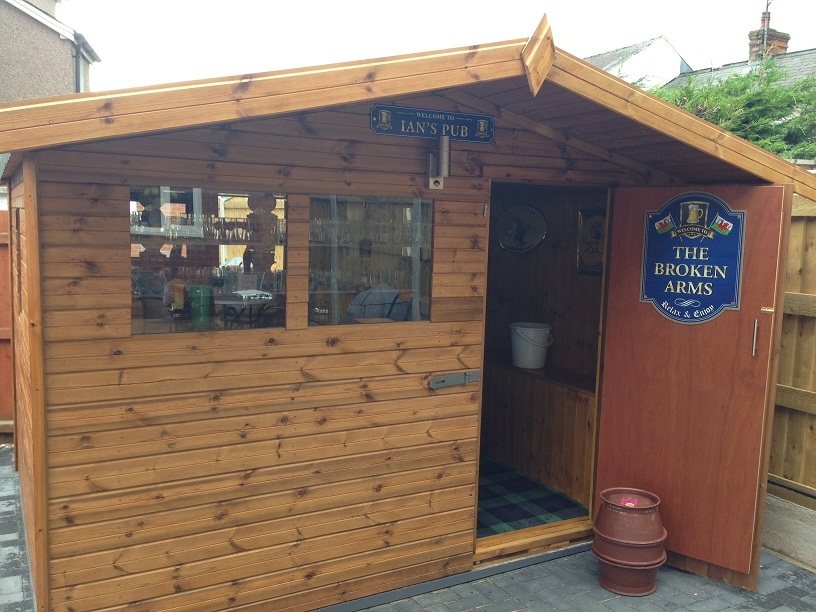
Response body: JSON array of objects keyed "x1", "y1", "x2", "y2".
[
  {"x1": 480, "y1": 184, "x2": 605, "y2": 507},
  {"x1": 485, "y1": 183, "x2": 606, "y2": 380}
]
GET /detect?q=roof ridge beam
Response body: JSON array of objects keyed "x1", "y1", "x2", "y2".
[{"x1": 521, "y1": 14, "x2": 556, "y2": 96}]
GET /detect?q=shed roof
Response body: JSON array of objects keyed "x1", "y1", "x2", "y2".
[{"x1": 2, "y1": 14, "x2": 815, "y2": 200}]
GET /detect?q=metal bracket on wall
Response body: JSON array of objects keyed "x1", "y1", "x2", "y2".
[{"x1": 429, "y1": 370, "x2": 482, "y2": 390}]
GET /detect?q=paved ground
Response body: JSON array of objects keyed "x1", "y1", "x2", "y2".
[
  {"x1": 1, "y1": 440, "x2": 814, "y2": 611},
  {"x1": 358, "y1": 550, "x2": 816, "y2": 611},
  {"x1": 0, "y1": 443, "x2": 34, "y2": 612}
]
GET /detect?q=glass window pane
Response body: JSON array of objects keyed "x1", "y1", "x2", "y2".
[
  {"x1": 309, "y1": 195, "x2": 432, "y2": 325},
  {"x1": 130, "y1": 187, "x2": 287, "y2": 334}
]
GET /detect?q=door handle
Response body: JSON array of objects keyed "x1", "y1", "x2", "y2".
[{"x1": 752, "y1": 319, "x2": 758, "y2": 357}]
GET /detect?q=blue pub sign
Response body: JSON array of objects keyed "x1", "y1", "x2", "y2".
[
  {"x1": 641, "y1": 192, "x2": 745, "y2": 324},
  {"x1": 370, "y1": 104, "x2": 494, "y2": 143}
]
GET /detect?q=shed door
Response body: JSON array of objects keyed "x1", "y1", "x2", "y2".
[{"x1": 597, "y1": 185, "x2": 790, "y2": 582}]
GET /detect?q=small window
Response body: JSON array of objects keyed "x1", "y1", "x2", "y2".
[
  {"x1": 309, "y1": 195, "x2": 432, "y2": 325},
  {"x1": 130, "y1": 186, "x2": 286, "y2": 334}
]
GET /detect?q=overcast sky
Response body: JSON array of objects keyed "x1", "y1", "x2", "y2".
[{"x1": 55, "y1": 0, "x2": 816, "y2": 92}]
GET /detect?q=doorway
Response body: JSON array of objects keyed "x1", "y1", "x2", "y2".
[{"x1": 477, "y1": 183, "x2": 607, "y2": 554}]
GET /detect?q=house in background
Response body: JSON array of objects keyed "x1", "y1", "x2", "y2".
[
  {"x1": 585, "y1": 36, "x2": 692, "y2": 88},
  {"x1": 588, "y1": 10, "x2": 816, "y2": 95},
  {"x1": 663, "y1": 10, "x2": 816, "y2": 90},
  {"x1": 0, "y1": 0, "x2": 99, "y2": 103},
  {"x1": 0, "y1": 0, "x2": 98, "y2": 431},
  {"x1": 0, "y1": 0, "x2": 99, "y2": 190}
]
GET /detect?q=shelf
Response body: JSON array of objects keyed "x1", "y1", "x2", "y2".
[
  {"x1": 486, "y1": 354, "x2": 596, "y2": 394},
  {"x1": 130, "y1": 234, "x2": 282, "y2": 248}
]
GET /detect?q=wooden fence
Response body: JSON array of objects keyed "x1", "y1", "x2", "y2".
[{"x1": 769, "y1": 194, "x2": 816, "y2": 509}]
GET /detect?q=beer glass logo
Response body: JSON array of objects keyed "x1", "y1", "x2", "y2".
[
  {"x1": 476, "y1": 119, "x2": 489, "y2": 139},
  {"x1": 377, "y1": 109, "x2": 392, "y2": 130},
  {"x1": 682, "y1": 201, "x2": 708, "y2": 226}
]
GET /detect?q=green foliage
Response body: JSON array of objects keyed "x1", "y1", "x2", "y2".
[{"x1": 651, "y1": 60, "x2": 816, "y2": 159}]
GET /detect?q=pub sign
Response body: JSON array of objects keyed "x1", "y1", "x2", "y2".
[
  {"x1": 371, "y1": 104, "x2": 494, "y2": 143},
  {"x1": 641, "y1": 192, "x2": 745, "y2": 324}
]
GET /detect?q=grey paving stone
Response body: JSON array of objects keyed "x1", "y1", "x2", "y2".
[
  {"x1": 412, "y1": 589, "x2": 460, "y2": 607},
  {"x1": 440, "y1": 593, "x2": 496, "y2": 612},
  {"x1": 468, "y1": 579, "x2": 514, "y2": 603},
  {"x1": 470, "y1": 599, "x2": 524, "y2": 612},
  {"x1": 755, "y1": 574, "x2": 793, "y2": 595},
  {"x1": 0, "y1": 575, "x2": 25, "y2": 604},
  {"x1": 487, "y1": 564, "x2": 552, "y2": 589},
  {"x1": 685, "y1": 595, "x2": 744, "y2": 611},
  {"x1": 421, "y1": 605, "x2": 455, "y2": 612}
]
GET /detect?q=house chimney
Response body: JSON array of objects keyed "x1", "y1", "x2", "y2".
[{"x1": 748, "y1": 11, "x2": 791, "y2": 62}]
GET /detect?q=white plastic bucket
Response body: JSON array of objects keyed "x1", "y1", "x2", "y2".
[{"x1": 510, "y1": 322, "x2": 554, "y2": 369}]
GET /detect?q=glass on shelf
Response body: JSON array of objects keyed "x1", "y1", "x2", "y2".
[
  {"x1": 131, "y1": 186, "x2": 288, "y2": 335},
  {"x1": 308, "y1": 195, "x2": 432, "y2": 326}
]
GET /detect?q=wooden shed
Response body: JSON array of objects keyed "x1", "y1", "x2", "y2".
[{"x1": 2, "y1": 14, "x2": 815, "y2": 611}]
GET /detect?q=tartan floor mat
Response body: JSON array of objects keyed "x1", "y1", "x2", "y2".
[{"x1": 477, "y1": 456, "x2": 588, "y2": 538}]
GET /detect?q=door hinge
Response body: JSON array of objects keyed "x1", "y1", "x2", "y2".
[{"x1": 429, "y1": 370, "x2": 482, "y2": 390}]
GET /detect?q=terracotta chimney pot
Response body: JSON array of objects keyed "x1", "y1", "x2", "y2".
[{"x1": 748, "y1": 11, "x2": 791, "y2": 62}]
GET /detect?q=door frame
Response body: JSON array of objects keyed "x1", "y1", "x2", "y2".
[{"x1": 473, "y1": 183, "x2": 611, "y2": 563}]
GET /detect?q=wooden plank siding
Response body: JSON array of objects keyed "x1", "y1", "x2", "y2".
[
  {"x1": 11, "y1": 157, "x2": 51, "y2": 610},
  {"x1": 770, "y1": 194, "x2": 816, "y2": 498},
  {"x1": 481, "y1": 361, "x2": 596, "y2": 507},
  {"x1": 26, "y1": 95, "x2": 529, "y2": 611},
  {"x1": 0, "y1": 209, "x2": 11, "y2": 427}
]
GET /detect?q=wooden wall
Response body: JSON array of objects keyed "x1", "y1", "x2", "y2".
[
  {"x1": 481, "y1": 362, "x2": 596, "y2": 507},
  {"x1": 9, "y1": 160, "x2": 50, "y2": 609},
  {"x1": 485, "y1": 184, "x2": 606, "y2": 379},
  {"x1": 13, "y1": 92, "x2": 620, "y2": 611},
  {"x1": 0, "y1": 209, "x2": 11, "y2": 426},
  {"x1": 771, "y1": 194, "x2": 816, "y2": 503},
  {"x1": 479, "y1": 184, "x2": 603, "y2": 509},
  {"x1": 6, "y1": 78, "x2": 671, "y2": 609}
]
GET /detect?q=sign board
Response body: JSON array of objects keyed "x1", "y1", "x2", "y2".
[
  {"x1": 370, "y1": 104, "x2": 494, "y2": 143},
  {"x1": 641, "y1": 192, "x2": 745, "y2": 324}
]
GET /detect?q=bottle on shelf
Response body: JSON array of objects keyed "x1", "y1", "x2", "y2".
[{"x1": 242, "y1": 246, "x2": 254, "y2": 273}]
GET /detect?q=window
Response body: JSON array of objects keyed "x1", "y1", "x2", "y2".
[
  {"x1": 309, "y1": 195, "x2": 432, "y2": 325},
  {"x1": 130, "y1": 186, "x2": 286, "y2": 334}
]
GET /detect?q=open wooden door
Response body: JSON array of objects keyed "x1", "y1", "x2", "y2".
[{"x1": 597, "y1": 185, "x2": 791, "y2": 588}]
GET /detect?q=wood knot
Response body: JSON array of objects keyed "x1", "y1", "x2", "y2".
[{"x1": 326, "y1": 337, "x2": 340, "y2": 347}]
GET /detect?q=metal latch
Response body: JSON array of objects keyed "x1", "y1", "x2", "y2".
[{"x1": 429, "y1": 370, "x2": 482, "y2": 390}]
